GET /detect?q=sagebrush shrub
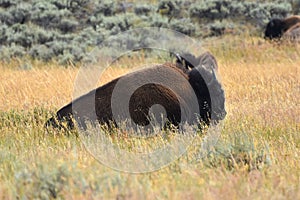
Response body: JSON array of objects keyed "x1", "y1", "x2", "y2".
[{"x1": 0, "y1": 0, "x2": 296, "y2": 63}]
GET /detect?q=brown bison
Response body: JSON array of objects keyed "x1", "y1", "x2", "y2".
[
  {"x1": 264, "y1": 15, "x2": 300, "y2": 40},
  {"x1": 45, "y1": 52, "x2": 226, "y2": 131}
]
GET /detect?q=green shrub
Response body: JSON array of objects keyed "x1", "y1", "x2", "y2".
[
  {"x1": 189, "y1": 0, "x2": 231, "y2": 21},
  {"x1": 200, "y1": 132, "x2": 272, "y2": 171},
  {"x1": 57, "y1": 18, "x2": 79, "y2": 33},
  {"x1": 292, "y1": 0, "x2": 300, "y2": 14},
  {"x1": 209, "y1": 21, "x2": 226, "y2": 36},
  {"x1": 0, "y1": 0, "x2": 19, "y2": 8},
  {"x1": 49, "y1": 0, "x2": 68, "y2": 10},
  {"x1": 67, "y1": 0, "x2": 90, "y2": 11},
  {"x1": 0, "y1": 44, "x2": 26, "y2": 60},
  {"x1": 15, "y1": 165, "x2": 70, "y2": 199},
  {"x1": 34, "y1": 28, "x2": 55, "y2": 44},
  {"x1": 170, "y1": 18, "x2": 196, "y2": 36},
  {"x1": 0, "y1": 9, "x2": 13, "y2": 25},
  {"x1": 0, "y1": 24, "x2": 8, "y2": 44},
  {"x1": 29, "y1": 44, "x2": 55, "y2": 61},
  {"x1": 134, "y1": 4, "x2": 154, "y2": 16},
  {"x1": 99, "y1": 14, "x2": 135, "y2": 36},
  {"x1": 31, "y1": 5, "x2": 72, "y2": 30},
  {"x1": 74, "y1": 27, "x2": 104, "y2": 46},
  {"x1": 157, "y1": 0, "x2": 182, "y2": 18},
  {"x1": 149, "y1": 13, "x2": 169, "y2": 28},
  {"x1": 9, "y1": 3, "x2": 31, "y2": 23},
  {"x1": 7, "y1": 24, "x2": 36, "y2": 48},
  {"x1": 0, "y1": 0, "x2": 297, "y2": 63},
  {"x1": 94, "y1": 0, "x2": 115, "y2": 16}
]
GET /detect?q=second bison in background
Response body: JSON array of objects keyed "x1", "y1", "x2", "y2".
[
  {"x1": 46, "y1": 52, "x2": 226, "y2": 131},
  {"x1": 264, "y1": 15, "x2": 300, "y2": 41}
]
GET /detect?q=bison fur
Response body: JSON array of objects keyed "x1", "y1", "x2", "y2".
[
  {"x1": 45, "y1": 52, "x2": 226, "y2": 132},
  {"x1": 264, "y1": 15, "x2": 300, "y2": 40}
]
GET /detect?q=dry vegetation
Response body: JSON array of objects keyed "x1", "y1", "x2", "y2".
[{"x1": 0, "y1": 36, "x2": 299, "y2": 199}]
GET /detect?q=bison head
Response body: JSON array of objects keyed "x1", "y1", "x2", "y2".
[
  {"x1": 176, "y1": 52, "x2": 226, "y2": 123},
  {"x1": 264, "y1": 18, "x2": 285, "y2": 39}
]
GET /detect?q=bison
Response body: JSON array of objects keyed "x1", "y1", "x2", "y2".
[
  {"x1": 264, "y1": 15, "x2": 300, "y2": 40},
  {"x1": 45, "y1": 52, "x2": 226, "y2": 132}
]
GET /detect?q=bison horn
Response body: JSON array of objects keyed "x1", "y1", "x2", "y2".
[{"x1": 175, "y1": 53, "x2": 182, "y2": 63}]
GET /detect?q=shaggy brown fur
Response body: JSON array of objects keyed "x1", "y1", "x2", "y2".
[
  {"x1": 45, "y1": 52, "x2": 226, "y2": 131},
  {"x1": 264, "y1": 15, "x2": 300, "y2": 40},
  {"x1": 282, "y1": 22, "x2": 300, "y2": 41}
]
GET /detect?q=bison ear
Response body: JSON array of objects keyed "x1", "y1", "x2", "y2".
[{"x1": 198, "y1": 52, "x2": 218, "y2": 71}]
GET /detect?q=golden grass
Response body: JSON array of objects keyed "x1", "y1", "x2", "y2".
[
  {"x1": 0, "y1": 36, "x2": 299, "y2": 199},
  {"x1": 0, "y1": 54, "x2": 159, "y2": 111},
  {"x1": 0, "y1": 62, "x2": 133, "y2": 111},
  {"x1": 1, "y1": 36, "x2": 298, "y2": 129}
]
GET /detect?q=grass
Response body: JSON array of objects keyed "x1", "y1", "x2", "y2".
[{"x1": 0, "y1": 35, "x2": 299, "y2": 199}]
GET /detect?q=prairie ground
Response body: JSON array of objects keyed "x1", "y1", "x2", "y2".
[{"x1": 0, "y1": 36, "x2": 299, "y2": 199}]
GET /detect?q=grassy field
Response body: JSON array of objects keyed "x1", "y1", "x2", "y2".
[{"x1": 0, "y1": 35, "x2": 299, "y2": 199}]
